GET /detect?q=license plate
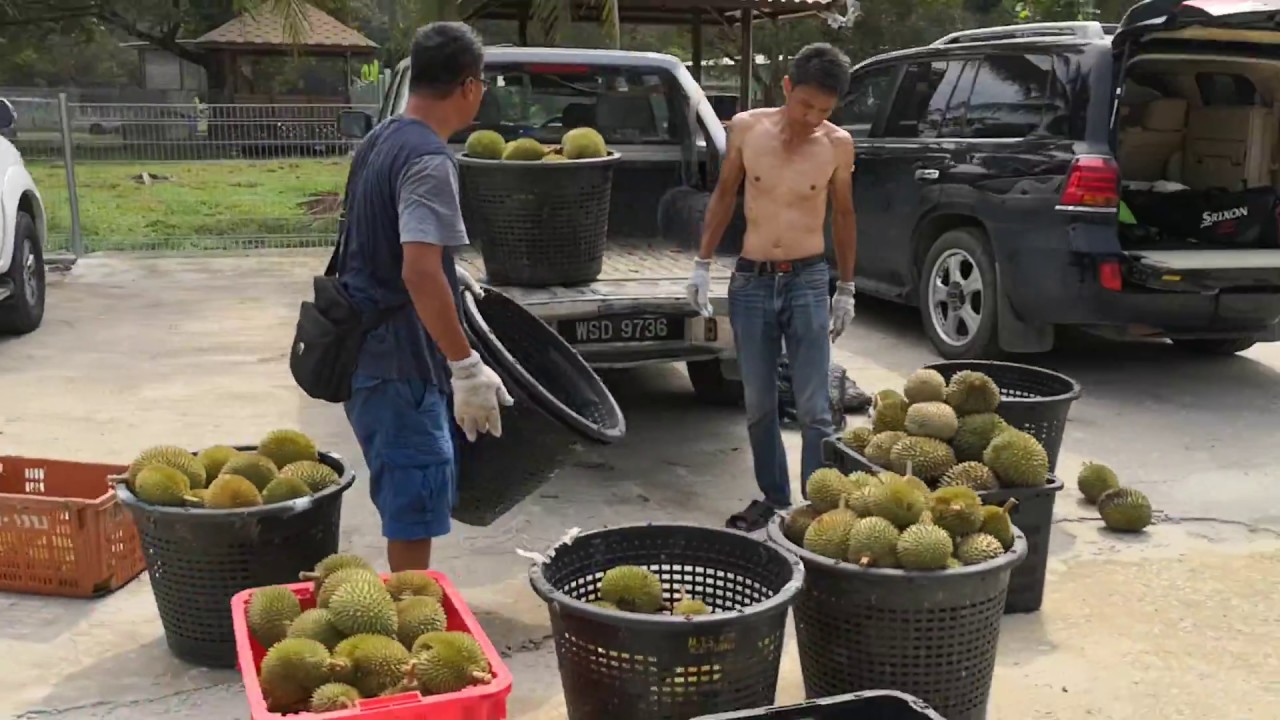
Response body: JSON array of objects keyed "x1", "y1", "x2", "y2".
[{"x1": 559, "y1": 315, "x2": 686, "y2": 344}]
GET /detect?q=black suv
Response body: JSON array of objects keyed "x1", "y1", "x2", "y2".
[{"x1": 829, "y1": 2, "x2": 1280, "y2": 359}]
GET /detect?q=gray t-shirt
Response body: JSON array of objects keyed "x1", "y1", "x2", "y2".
[{"x1": 396, "y1": 154, "x2": 469, "y2": 248}]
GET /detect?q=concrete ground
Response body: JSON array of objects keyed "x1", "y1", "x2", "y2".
[{"x1": 1, "y1": 250, "x2": 1278, "y2": 719}]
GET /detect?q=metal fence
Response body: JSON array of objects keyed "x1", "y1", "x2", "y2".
[{"x1": 11, "y1": 94, "x2": 382, "y2": 255}]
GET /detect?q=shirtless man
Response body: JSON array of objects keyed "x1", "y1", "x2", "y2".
[{"x1": 686, "y1": 43, "x2": 857, "y2": 532}]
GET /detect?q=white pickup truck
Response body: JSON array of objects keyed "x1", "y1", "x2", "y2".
[
  {"x1": 342, "y1": 47, "x2": 747, "y2": 405},
  {"x1": 0, "y1": 99, "x2": 47, "y2": 336}
]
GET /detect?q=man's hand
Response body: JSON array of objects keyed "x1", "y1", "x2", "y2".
[
  {"x1": 686, "y1": 258, "x2": 713, "y2": 317},
  {"x1": 830, "y1": 281, "x2": 856, "y2": 342},
  {"x1": 456, "y1": 266, "x2": 484, "y2": 297},
  {"x1": 448, "y1": 351, "x2": 515, "y2": 442}
]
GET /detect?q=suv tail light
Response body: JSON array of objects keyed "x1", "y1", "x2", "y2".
[{"x1": 1058, "y1": 155, "x2": 1120, "y2": 210}]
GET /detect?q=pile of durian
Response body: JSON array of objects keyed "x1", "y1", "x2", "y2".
[
  {"x1": 1076, "y1": 461, "x2": 1152, "y2": 533},
  {"x1": 246, "y1": 552, "x2": 493, "y2": 714},
  {"x1": 588, "y1": 565, "x2": 713, "y2": 617},
  {"x1": 781, "y1": 466, "x2": 1019, "y2": 570},
  {"x1": 841, "y1": 368, "x2": 1050, "y2": 491},
  {"x1": 115, "y1": 429, "x2": 341, "y2": 509}
]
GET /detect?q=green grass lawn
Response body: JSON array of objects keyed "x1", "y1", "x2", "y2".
[{"x1": 29, "y1": 158, "x2": 350, "y2": 251}]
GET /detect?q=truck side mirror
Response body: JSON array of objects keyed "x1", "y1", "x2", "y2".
[
  {"x1": 0, "y1": 100, "x2": 15, "y2": 130},
  {"x1": 338, "y1": 109, "x2": 373, "y2": 139}
]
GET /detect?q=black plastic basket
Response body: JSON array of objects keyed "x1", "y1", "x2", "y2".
[
  {"x1": 458, "y1": 152, "x2": 620, "y2": 287},
  {"x1": 690, "y1": 690, "x2": 944, "y2": 720},
  {"x1": 114, "y1": 447, "x2": 355, "y2": 669},
  {"x1": 823, "y1": 436, "x2": 1062, "y2": 614},
  {"x1": 455, "y1": 286, "x2": 625, "y2": 527},
  {"x1": 767, "y1": 517, "x2": 1026, "y2": 720},
  {"x1": 528, "y1": 523, "x2": 805, "y2": 720},
  {"x1": 922, "y1": 360, "x2": 1082, "y2": 473}
]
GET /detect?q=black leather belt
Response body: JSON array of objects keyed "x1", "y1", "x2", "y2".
[{"x1": 735, "y1": 254, "x2": 827, "y2": 275}]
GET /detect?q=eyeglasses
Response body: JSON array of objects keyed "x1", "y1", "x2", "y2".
[{"x1": 463, "y1": 75, "x2": 490, "y2": 91}]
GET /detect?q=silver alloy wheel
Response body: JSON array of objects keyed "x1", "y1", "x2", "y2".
[
  {"x1": 22, "y1": 238, "x2": 38, "y2": 305},
  {"x1": 928, "y1": 248, "x2": 983, "y2": 347}
]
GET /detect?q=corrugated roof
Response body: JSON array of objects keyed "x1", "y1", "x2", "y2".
[
  {"x1": 468, "y1": 0, "x2": 835, "y2": 25},
  {"x1": 194, "y1": 2, "x2": 377, "y2": 50}
]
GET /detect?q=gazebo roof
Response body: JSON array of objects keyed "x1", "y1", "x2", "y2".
[
  {"x1": 193, "y1": 2, "x2": 379, "y2": 53},
  {"x1": 466, "y1": 0, "x2": 836, "y2": 25}
]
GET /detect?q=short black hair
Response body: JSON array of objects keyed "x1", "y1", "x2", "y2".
[
  {"x1": 790, "y1": 43, "x2": 852, "y2": 98},
  {"x1": 408, "y1": 22, "x2": 484, "y2": 99}
]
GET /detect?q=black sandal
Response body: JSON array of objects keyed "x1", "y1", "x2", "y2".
[{"x1": 726, "y1": 500, "x2": 778, "y2": 533}]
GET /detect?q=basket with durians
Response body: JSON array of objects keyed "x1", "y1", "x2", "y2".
[{"x1": 462, "y1": 126, "x2": 611, "y2": 162}]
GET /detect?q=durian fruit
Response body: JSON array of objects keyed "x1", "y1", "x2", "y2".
[
  {"x1": 889, "y1": 436, "x2": 956, "y2": 481},
  {"x1": 396, "y1": 596, "x2": 448, "y2": 649},
  {"x1": 903, "y1": 368, "x2": 947, "y2": 404},
  {"x1": 332, "y1": 634, "x2": 412, "y2": 698},
  {"x1": 317, "y1": 566, "x2": 381, "y2": 609},
  {"x1": 248, "y1": 585, "x2": 303, "y2": 648},
  {"x1": 287, "y1": 608, "x2": 345, "y2": 651},
  {"x1": 929, "y1": 487, "x2": 985, "y2": 537},
  {"x1": 329, "y1": 576, "x2": 399, "y2": 637},
  {"x1": 1077, "y1": 462, "x2": 1120, "y2": 504},
  {"x1": 561, "y1": 126, "x2": 609, "y2": 159},
  {"x1": 186, "y1": 488, "x2": 209, "y2": 506},
  {"x1": 258, "y1": 429, "x2": 319, "y2": 470},
  {"x1": 868, "y1": 479, "x2": 926, "y2": 529},
  {"x1": 672, "y1": 587, "x2": 710, "y2": 616},
  {"x1": 134, "y1": 465, "x2": 191, "y2": 507},
  {"x1": 386, "y1": 571, "x2": 444, "y2": 602},
  {"x1": 262, "y1": 476, "x2": 312, "y2": 505},
  {"x1": 807, "y1": 467, "x2": 858, "y2": 513},
  {"x1": 782, "y1": 505, "x2": 821, "y2": 546},
  {"x1": 945, "y1": 370, "x2": 1001, "y2": 415},
  {"x1": 591, "y1": 600, "x2": 617, "y2": 610},
  {"x1": 281, "y1": 460, "x2": 341, "y2": 493},
  {"x1": 258, "y1": 637, "x2": 342, "y2": 712},
  {"x1": 406, "y1": 631, "x2": 493, "y2": 695},
  {"x1": 863, "y1": 431, "x2": 907, "y2": 467},
  {"x1": 310, "y1": 682, "x2": 361, "y2": 713},
  {"x1": 501, "y1": 137, "x2": 547, "y2": 161},
  {"x1": 956, "y1": 532, "x2": 1006, "y2": 565},
  {"x1": 871, "y1": 390, "x2": 909, "y2": 433},
  {"x1": 203, "y1": 474, "x2": 264, "y2": 509},
  {"x1": 846, "y1": 516, "x2": 901, "y2": 568},
  {"x1": 302, "y1": 552, "x2": 375, "y2": 595},
  {"x1": 126, "y1": 445, "x2": 207, "y2": 491},
  {"x1": 195, "y1": 445, "x2": 239, "y2": 483},
  {"x1": 984, "y1": 429, "x2": 1049, "y2": 488},
  {"x1": 542, "y1": 153, "x2": 569, "y2": 162},
  {"x1": 904, "y1": 401, "x2": 959, "y2": 441},
  {"x1": 880, "y1": 469, "x2": 930, "y2": 497},
  {"x1": 951, "y1": 413, "x2": 1008, "y2": 462},
  {"x1": 845, "y1": 475, "x2": 883, "y2": 516},
  {"x1": 939, "y1": 461, "x2": 998, "y2": 491},
  {"x1": 464, "y1": 129, "x2": 505, "y2": 160},
  {"x1": 979, "y1": 499, "x2": 1018, "y2": 550},
  {"x1": 1097, "y1": 487, "x2": 1152, "y2": 532},
  {"x1": 896, "y1": 523, "x2": 954, "y2": 570},
  {"x1": 598, "y1": 566, "x2": 665, "y2": 613},
  {"x1": 841, "y1": 425, "x2": 874, "y2": 453},
  {"x1": 221, "y1": 452, "x2": 278, "y2": 492},
  {"x1": 802, "y1": 497, "x2": 859, "y2": 559},
  {"x1": 946, "y1": 557, "x2": 963, "y2": 569}
]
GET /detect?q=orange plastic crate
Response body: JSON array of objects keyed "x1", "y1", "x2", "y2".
[{"x1": 0, "y1": 456, "x2": 146, "y2": 597}]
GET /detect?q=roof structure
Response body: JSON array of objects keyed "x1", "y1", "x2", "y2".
[
  {"x1": 193, "y1": 2, "x2": 378, "y2": 53},
  {"x1": 465, "y1": 0, "x2": 835, "y2": 25}
]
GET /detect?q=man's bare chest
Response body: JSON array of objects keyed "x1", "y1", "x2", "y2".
[{"x1": 742, "y1": 140, "x2": 837, "y2": 199}]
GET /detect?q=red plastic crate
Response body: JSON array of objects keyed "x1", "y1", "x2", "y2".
[{"x1": 231, "y1": 571, "x2": 512, "y2": 720}]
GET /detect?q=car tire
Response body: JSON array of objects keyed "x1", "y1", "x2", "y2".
[
  {"x1": 687, "y1": 359, "x2": 744, "y2": 406},
  {"x1": 918, "y1": 227, "x2": 1000, "y2": 360},
  {"x1": 0, "y1": 211, "x2": 45, "y2": 335},
  {"x1": 1170, "y1": 337, "x2": 1257, "y2": 355}
]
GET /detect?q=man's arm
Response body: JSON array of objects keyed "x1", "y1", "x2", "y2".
[
  {"x1": 398, "y1": 155, "x2": 472, "y2": 363},
  {"x1": 696, "y1": 114, "x2": 750, "y2": 260},
  {"x1": 829, "y1": 130, "x2": 857, "y2": 284}
]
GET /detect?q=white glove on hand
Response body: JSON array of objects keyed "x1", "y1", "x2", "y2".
[
  {"x1": 830, "y1": 281, "x2": 856, "y2": 342},
  {"x1": 685, "y1": 258, "x2": 713, "y2": 317},
  {"x1": 456, "y1": 266, "x2": 484, "y2": 297},
  {"x1": 448, "y1": 350, "x2": 514, "y2": 442}
]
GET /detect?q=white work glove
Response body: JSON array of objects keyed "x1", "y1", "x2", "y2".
[
  {"x1": 830, "y1": 281, "x2": 856, "y2": 342},
  {"x1": 685, "y1": 258, "x2": 713, "y2": 317},
  {"x1": 448, "y1": 350, "x2": 514, "y2": 442},
  {"x1": 456, "y1": 266, "x2": 484, "y2": 297}
]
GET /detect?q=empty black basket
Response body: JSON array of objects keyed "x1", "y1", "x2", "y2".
[
  {"x1": 529, "y1": 523, "x2": 805, "y2": 720},
  {"x1": 923, "y1": 360, "x2": 1082, "y2": 473},
  {"x1": 691, "y1": 690, "x2": 944, "y2": 720},
  {"x1": 767, "y1": 516, "x2": 1025, "y2": 720},
  {"x1": 114, "y1": 448, "x2": 355, "y2": 668},
  {"x1": 455, "y1": 287, "x2": 625, "y2": 527},
  {"x1": 458, "y1": 152, "x2": 620, "y2": 287}
]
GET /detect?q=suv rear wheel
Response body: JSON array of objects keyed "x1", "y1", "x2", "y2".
[
  {"x1": 0, "y1": 211, "x2": 45, "y2": 335},
  {"x1": 918, "y1": 227, "x2": 1000, "y2": 359},
  {"x1": 1171, "y1": 337, "x2": 1257, "y2": 355}
]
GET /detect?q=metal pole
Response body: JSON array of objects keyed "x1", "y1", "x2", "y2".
[{"x1": 57, "y1": 92, "x2": 83, "y2": 258}]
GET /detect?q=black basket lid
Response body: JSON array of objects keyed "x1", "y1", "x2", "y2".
[{"x1": 461, "y1": 286, "x2": 625, "y2": 444}]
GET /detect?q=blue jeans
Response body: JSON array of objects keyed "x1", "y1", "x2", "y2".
[{"x1": 728, "y1": 263, "x2": 833, "y2": 509}]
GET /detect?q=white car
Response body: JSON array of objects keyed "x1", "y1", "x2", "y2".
[{"x1": 0, "y1": 100, "x2": 46, "y2": 335}]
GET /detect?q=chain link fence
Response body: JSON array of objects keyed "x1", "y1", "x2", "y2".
[{"x1": 10, "y1": 94, "x2": 380, "y2": 255}]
